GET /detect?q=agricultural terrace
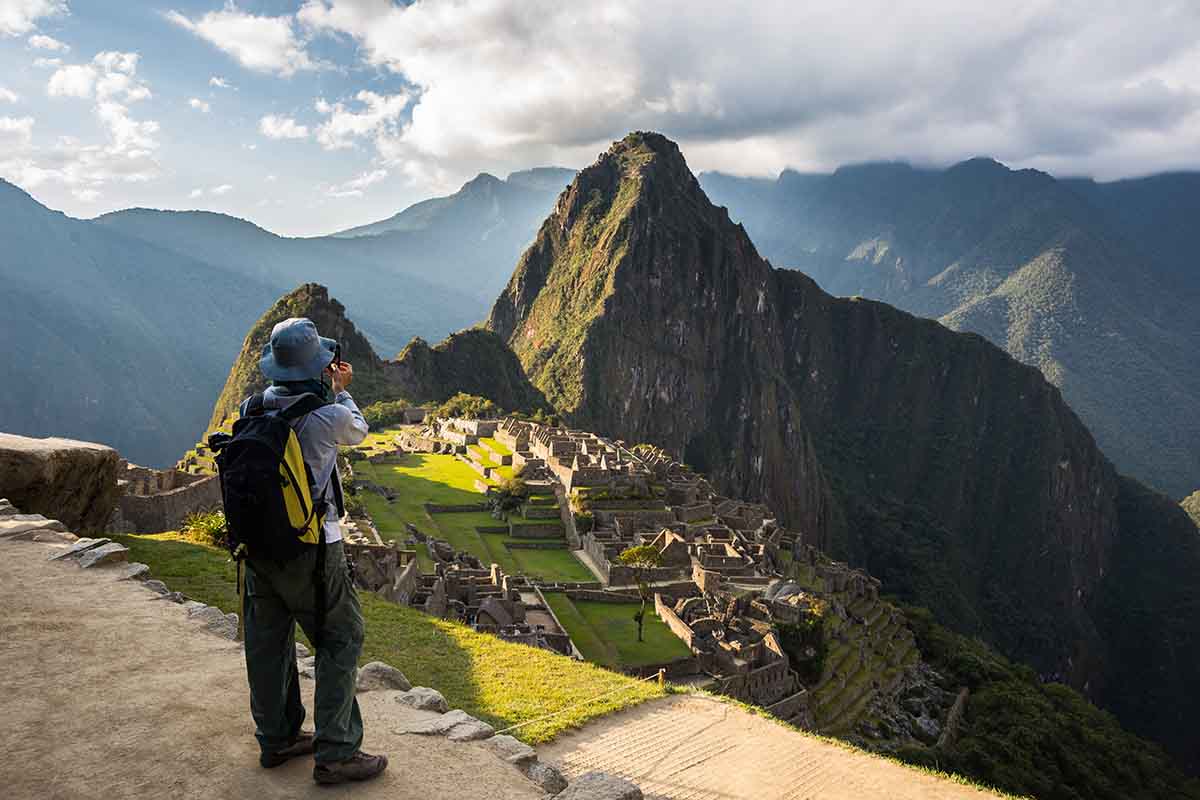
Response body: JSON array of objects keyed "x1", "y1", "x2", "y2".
[
  {"x1": 351, "y1": 441, "x2": 593, "y2": 584},
  {"x1": 543, "y1": 593, "x2": 693, "y2": 671},
  {"x1": 111, "y1": 532, "x2": 665, "y2": 742}
]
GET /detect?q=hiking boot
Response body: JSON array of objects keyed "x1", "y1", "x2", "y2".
[
  {"x1": 313, "y1": 751, "x2": 388, "y2": 785},
  {"x1": 260, "y1": 731, "x2": 316, "y2": 768}
]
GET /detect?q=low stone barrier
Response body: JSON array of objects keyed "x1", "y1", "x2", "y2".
[
  {"x1": 424, "y1": 502, "x2": 490, "y2": 513},
  {"x1": 510, "y1": 521, "x2": 565, "y2": 538}
]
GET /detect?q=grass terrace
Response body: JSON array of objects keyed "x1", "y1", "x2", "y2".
[
  {"x1": 543, "y1": 593, "x2": 692, "y2": 670},
  {"x1": 110, "y1": 531, "x2": 665, "y2": 743},
  {"x1": 351, "y1": 452, "x2": 590, "y2": 583}
]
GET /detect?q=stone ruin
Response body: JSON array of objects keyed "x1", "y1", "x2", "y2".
[{"x1": 106, "y1": 459, "x2": 223, "y2": 534}]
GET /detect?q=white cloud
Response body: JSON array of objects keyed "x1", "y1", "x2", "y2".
[
  {"x1": 0, "y1": 115, "x2": 34, "y2": 147},
  {"x1": 166, "y1": 5, "x2": 313, "y2": 76},
  {"x1": 27, "y1": 33, "x2": 67, "y2": 50},
  {"x1": 48, "y1": 51, "x2": 151, "y2": 103},
  {"x1": 0, "y1": 87, "x2": 18, "y2": 103},
  {"x1": 32, "y1": 56, "x2": 60, "y2": 68},
  {"x1": 296, "y1": 0, "x2": 1200, "y2": 184},
  {"x1": 265, "y1": 173, "x2": 277, "y2": 182},
  {"x1": 188, "y1": 97, "x2": 210, "y2": 113},
  {"x1": 327, "y1": 167, "x2": 387, "y2": 198},
  {"x1": 209, "y1": 75, "x2": 232, "y2": 89},
  {"x1": 315, "y1": 90, "x2": 409, "y2": 150},
  {"x1": 0, "y1": 0, "x2": 67, "y2": 37},
  {"x1": 46, "y1": 62, "x2": 93, "y2": 97},
  {"x1": 3, "y1": 49, "x2": 160, "y2": 196},
  {"x1": 189, "y1": 187, "x2": 203, "y2": 198},
  {"x1": 259, "y1": 114, "x2": 308, "y2": 139},
  {"x1": 210, "y1": 183, "x2": 233, "y2": 195}
]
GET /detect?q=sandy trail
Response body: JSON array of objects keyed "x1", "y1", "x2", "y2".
[
  {"x1": 539, "y1": 695, "x2": 1004, "y2": 800},
  {"x1": 0, "y1": 539, "x2": 542, "y2": 800}
]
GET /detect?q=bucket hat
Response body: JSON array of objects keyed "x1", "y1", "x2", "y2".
[{"x1": 259, "y1": 317, "x2": 338, "y2": 382}]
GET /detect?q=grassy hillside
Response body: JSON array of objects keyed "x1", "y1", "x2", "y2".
[{"x1": 113, "y1": 531, "x2": 664, "y2": 743}]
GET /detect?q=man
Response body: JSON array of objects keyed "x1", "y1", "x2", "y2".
[{"x1": 240, "y1": 317, "x2": 388, "y2": 785}]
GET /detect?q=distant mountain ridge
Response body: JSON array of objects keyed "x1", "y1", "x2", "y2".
[
  {"x1": 699, "y1": 161, "x2": 1200, "y2": 499},
  {"x1": 0, "y1": 179, "x2": 280, "y2": 468},
  {"x1": 488, "y1": 132, "x2": 1200, "y2": 772},
  {"x1": 3, "y1": 166, "x2": 569, "y2": 467}
]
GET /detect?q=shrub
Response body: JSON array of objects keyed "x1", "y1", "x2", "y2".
[
  {"x1": 433, "y1": 392, "x2": 501, "y2": 420},
  {"x1": 362, "y1": 399, "x2": 415, "y2": 428},
  {"x1": 182, "y1": 510, "x2": 228, "y2": 549},
  {"x1": 574, "y1": 511, "x2": 594, "y2": 533}
]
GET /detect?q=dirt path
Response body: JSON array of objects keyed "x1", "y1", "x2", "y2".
[
  {"x1": 539, "y1": 695, "x2": 1005, "y2": 800},
  {"x1": 0, "y1": 539, "x2": 541, "y2": 800}
]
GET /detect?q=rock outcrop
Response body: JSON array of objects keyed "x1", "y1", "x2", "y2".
[
  {"x1": 0, "y1": 433, "x2": 120, "y2": 534},
  {"x1": 1183, "y1": 489, "x2": 1200, "y2": 527},
  {"x1": 207, "y1": 283, "x2": 547, "y2": 429},
  {"x1": 486, "y1": 132, "x2": 1200, "y2": 770}
]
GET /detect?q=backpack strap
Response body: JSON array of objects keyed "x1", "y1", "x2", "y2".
[
  {"x1": 278, "y1": 393, "x2": 328, "y2": 422},
  {"x1": 244, "y1": 392, "x2": 267, "y2": 417}
]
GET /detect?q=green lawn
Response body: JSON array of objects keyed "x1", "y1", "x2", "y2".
[
  {"x1": 508, "y1": 548, "x2": 596, "y2": 583},
  {"x1": 112, "y1": 531, "x2": 665, "y2": 743},
  {"x1": 478, "y1": 436, "x2": 512, "y2": 457},
  {"x1": 543, "y1": 593, "x2": 692, "y2": 670},
  {"x1": 351, "y1": 452, "x2": 587, "y2": 582},
  {"x1": 354, "y1": 427, "x2": 405, "y2": 457}
]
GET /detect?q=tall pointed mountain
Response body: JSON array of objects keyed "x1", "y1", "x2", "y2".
[
  {"x1": 488, "y1": 132, "x2": 1200, "y2": 770},
  {"x1": 699, "y1": 162, "x2": 1200, "y2": 500},
  {"x1": 209, "y1": 283, "x2": 546, "y2": 428}
]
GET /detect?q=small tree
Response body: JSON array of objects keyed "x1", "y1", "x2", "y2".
[{"x1": 617, "y1": 544, "x2": 663, "y2": 643}]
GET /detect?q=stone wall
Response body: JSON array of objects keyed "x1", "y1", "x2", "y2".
[{"x1": 110, "y1": 474, "x2": 223, "y2": 533}]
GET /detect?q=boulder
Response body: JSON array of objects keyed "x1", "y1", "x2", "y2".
[
  {"x1": 0, "y1": 516, "x2": 67, "y2": 539},
  {"x1": 143, "y1": 579, "x2": 170, "y2": 595},
  {"x1": 447, "y1": 716, "x2": 495, "y2": 742},
  {"x1": 48, "y1": 537, "x2": 109, "y2": 560},
  {"x1": 484, "y1": 734, "x2": 537, "y2": 767},
  {"x1": 356, "y1": 661, "x2": 411, "y2": 693},
  {"x1": 114, "y1": 562, "x2": 150, "y2": 581},
  {"x1": 32, "y1": 530, "x2": 78, "y2": 544},
  {"x1": 0, "y1": 498, "x2": 16, "y2": 516},
  {"x1": 76, "y1": 541, "x2": 129, "y2": 568},
  {"x1": 556, "y1": 772, "x2": 642, "y2": 800},
  {"x1": 525, "y1": 762, "x2": 568, "y2": 795},
  {"x1": 0, "y1": 434, "x2": 120, "y2": 535},
  {"x1": 394, "y1": 686, "x2": 449, "y2": 713}
]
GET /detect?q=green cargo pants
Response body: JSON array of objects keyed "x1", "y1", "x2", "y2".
[{"x1": 244, "y1": 540, "x2": 364, "y2": 763}]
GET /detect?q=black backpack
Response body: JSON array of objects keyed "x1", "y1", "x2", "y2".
[{"x1": 209, "y1": 393, "x2": 330, "y2": 563}]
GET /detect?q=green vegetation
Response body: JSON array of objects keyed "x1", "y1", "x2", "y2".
[
  {"x1": 110, "y1": 531, "x2": 664, "y2": 743},
  {"x1": 544, "y1": 593, "x2": 691, "y2": 670},
  {"x1": 361, "y1": 400, "x2": 417, "y2": 429},
  {"x1": 617, "y1": 544, "x2": 663, "y2": 642},
  {"x1": 353, "y1": 452, "x2": 590, "y2": 582},
  {"x1": 896, "y1": 605, "x2": 1200, "y2": 800},
  {"x1": 181, "y1": 510, "x2": 228, "y2": 549},
  {"x1": 478, "y1": 436, "x2": 512, "y2": 457},
  {"x1": 433, "y1": 392, "x2": 500, "y2": 420}
]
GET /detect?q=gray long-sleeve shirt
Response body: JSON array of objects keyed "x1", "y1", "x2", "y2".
[{"x1": 240, "y1": 387, "x2": 369, "y2": 543}]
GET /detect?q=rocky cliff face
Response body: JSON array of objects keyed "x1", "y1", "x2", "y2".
[
  {"x1": 489, "y1": 132, "x2": 1199, "y2": 768},
  {"x1": 208, "y1": 283, "x2": 545, "y2": 429}
]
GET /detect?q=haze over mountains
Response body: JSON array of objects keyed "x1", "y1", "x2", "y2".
[
  {"x1": 0, "y1": 169, "x2": 568, "y2": 467},
  {"x1": 700, "y1": 162, "x2": 1200, "y2": 499}
]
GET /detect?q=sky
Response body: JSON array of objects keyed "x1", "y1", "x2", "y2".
[{"x1": 1, "y1": 0, "x2": 1199, "y2": 237}]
